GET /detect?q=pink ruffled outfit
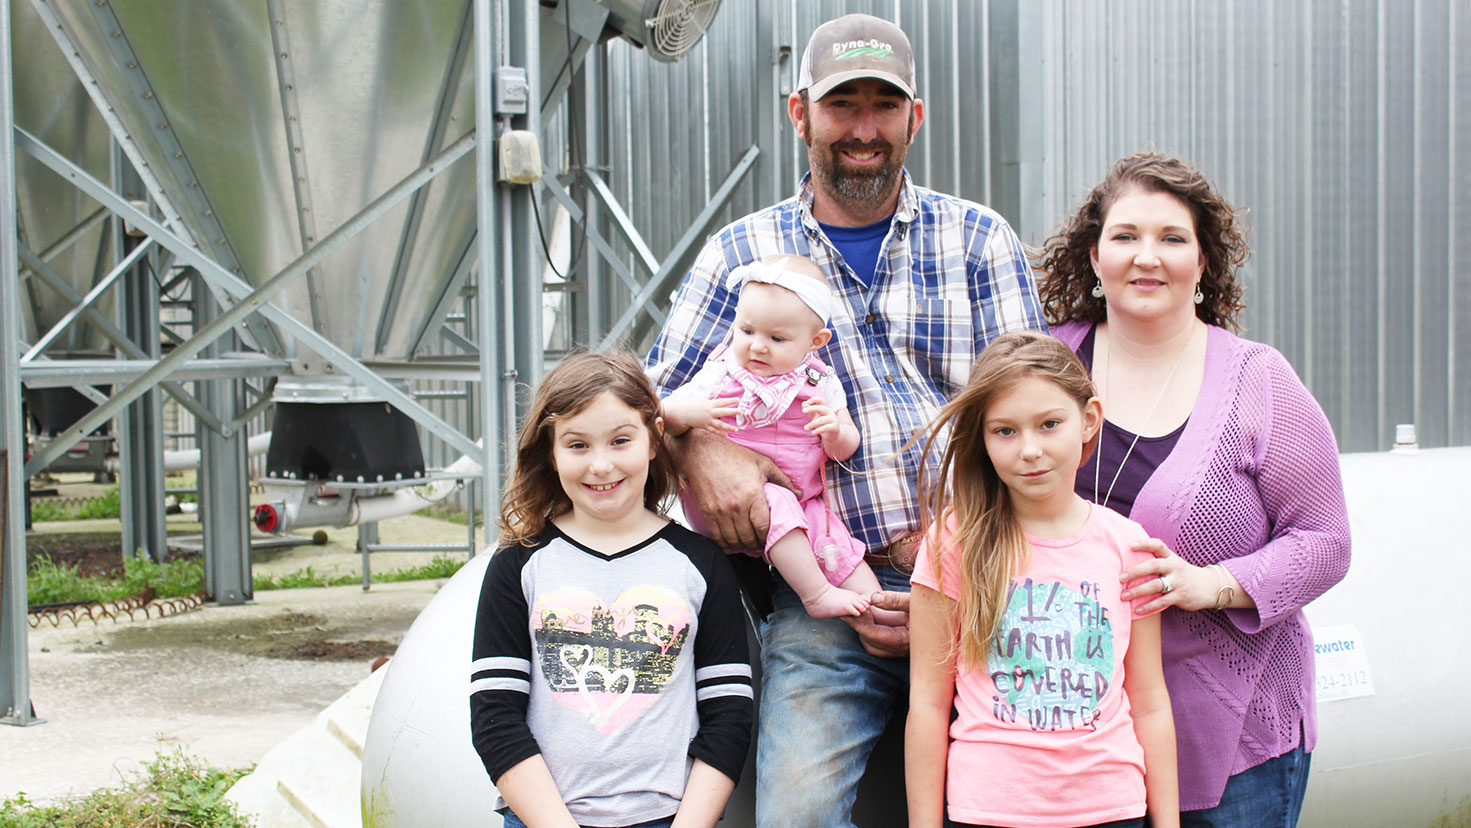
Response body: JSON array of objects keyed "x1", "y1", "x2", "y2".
[{"x1": 671, "y1": 346, "x2": 865, "y2": 586}]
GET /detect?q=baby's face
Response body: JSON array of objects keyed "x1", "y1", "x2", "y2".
[{"x1": 730, "y1": 282, "x2": 826, "y2": 377}]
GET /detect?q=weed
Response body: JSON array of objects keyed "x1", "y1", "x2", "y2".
[
  {"x1": 252, "y1": 566, "x2": 358, "y2": 591},
  {"x1": 26, "y1": 554, "x2": 204, "y2": 606},
  {"x1": 252, "y1": 555, "x2": 465, "y2": 591},
  {"x1": 27, "y1": 499, "x2": 70, "y2": 522},
  {"x1": 28, "y1": 552, "x2": 466, "y2": 604},
  {"x1": 0, "y1": 747, "x2": 253, "y2": 827},
  {"x1": 376, "y1": 554, "x2": 466, "y2": 582},
  {"x1": 28, "y1": 487, "x2": 122, "y2": 522}
]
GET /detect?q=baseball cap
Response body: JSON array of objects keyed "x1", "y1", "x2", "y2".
[{"x1": 797, "y1": 14, "x2": 916, "y2": 100}]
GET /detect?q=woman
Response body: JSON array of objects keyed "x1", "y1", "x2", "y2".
[{"x1": 1036, "y1": 152, "x2": 1351, "y2": 828}]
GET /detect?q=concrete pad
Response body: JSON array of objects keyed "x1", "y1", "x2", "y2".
[{"x1": 0, "y1": 579, "x2": 441, "y2": 805}]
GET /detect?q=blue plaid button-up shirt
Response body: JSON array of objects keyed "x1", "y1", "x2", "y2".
[{"x1": 647, "y1": 171, "x2": 1047, "y2": 555}]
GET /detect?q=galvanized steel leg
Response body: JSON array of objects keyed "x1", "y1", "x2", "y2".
[
  {"x1": 196, "y1": 275, "x2": 251, "y2": 606},
  {"x1": 116, "y1": 170, "x2": 167, "y2": 563},
  {"x1": 360, "y1": 521, "x2": 378, "y2": 591},
  {"x1": 1, "y1": 0, "x2": 41, "y2": 727}
]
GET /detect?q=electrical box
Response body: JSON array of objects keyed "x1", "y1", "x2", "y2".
[
  {"x1": 494, "y1": 66, "x2": 529, "y2": 115},
  {"x1": 498, "y1": 130, "x2": 541, "y2": 185}
]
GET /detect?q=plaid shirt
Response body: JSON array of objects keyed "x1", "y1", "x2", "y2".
[{"x1": 647, "y1": 171, "x2": 1047, "y2": 554}]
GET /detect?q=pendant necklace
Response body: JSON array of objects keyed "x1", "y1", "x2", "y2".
[{"x1": 1093, "y1": 324, "x2": 1195, "y2": 509}]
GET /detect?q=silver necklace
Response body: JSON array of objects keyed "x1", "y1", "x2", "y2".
[{"x1": 1093, "y1": 325, "x2": 1195, "y2": 509}]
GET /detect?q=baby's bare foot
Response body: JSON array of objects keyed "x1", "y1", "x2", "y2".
[{"x1": 801, "y1": 583, "x2": 871, "y2": 618}]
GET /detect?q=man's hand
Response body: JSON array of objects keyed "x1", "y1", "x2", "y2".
[
  {"x1": 671, "y1": 428, "x2": 795, "y2": 549},
  {"x1": 843, "y1": 590, "x2": 911, "y2": 658}
]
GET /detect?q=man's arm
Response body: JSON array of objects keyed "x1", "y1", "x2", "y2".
[{"x1": 667, "y1": 428, "x2": 793, "y2": 550}]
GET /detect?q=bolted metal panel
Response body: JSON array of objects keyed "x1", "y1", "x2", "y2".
[
  {"x1": 594, "y1": 0, "x2": 1468, "y2": 452},
  {"x1": 1018, "y1": 0, "x2": 1470, "y2": 452}
]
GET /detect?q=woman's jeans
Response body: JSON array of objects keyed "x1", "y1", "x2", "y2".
[
  {"x1": 1180, "y1": 744, "x2": 1312, "y2": 828},
  {"x1": 754, "y1": 566, "x2": 911, "y2": 828}
]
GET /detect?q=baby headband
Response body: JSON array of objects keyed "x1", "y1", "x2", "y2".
[{"x1": 725, "y1": 259, "x2": 833, "y2": 323}]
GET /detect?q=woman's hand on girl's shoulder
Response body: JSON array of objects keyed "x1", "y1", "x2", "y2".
[{"x1": 1121, "y1": 538, "x2": 1225, "y2": 614}]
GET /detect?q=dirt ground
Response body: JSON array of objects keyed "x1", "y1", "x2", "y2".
[{"x1": 26, "y1": 530, "x2": 190, "y2": 576}]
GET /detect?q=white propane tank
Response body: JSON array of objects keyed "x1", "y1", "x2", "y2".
[
  {"x1": 1299, "y1": 445, "x2": 1471, "y2": 828},
  {"x1": 360, "y1": 446, "x2": 1471, "y2": 827},
  {"x1": 359, "y1": 553, "x2": 501, "y2": 827}
]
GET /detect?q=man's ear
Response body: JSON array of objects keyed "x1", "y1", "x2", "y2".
[
  {"x1": 811, "y1": 328, "x2": 833, "y2": 351},
  {"x1": 908, "y1": 97, "x2": 925, "y2": 144},
  {"x1": 788, "y1": 92, "x2": 808, "y2": 142}
]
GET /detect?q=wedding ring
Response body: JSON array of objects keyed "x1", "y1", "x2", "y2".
[{"x1": 1158, "y1": 575, "x2": 1174, "y2": 595}]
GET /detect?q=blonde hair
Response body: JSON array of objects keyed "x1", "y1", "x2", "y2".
[
  {"x1": 918, "y1": 331, "x2": 1098, "y2": 668},
  {"x1": 497, "y1": 350, "x2": 674, "y2": 547}
]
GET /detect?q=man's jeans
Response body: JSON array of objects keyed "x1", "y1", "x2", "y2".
[{"x1": 754, "y1": 566, "x2": 911, "y2": 828}]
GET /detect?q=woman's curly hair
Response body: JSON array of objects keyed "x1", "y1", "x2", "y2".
[{"x1": 1035, "y1": 152, "x2": 1251, "y2": 331}]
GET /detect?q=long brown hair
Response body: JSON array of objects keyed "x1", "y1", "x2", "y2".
[
  {"x1": 919, "y1": 331, "x2": 1099, "y2": 669},
  {"x1": 497, "y1": 350, "x2": 674, "y2": 547},
  {"x1": 1036, "y1": 151, "x2": 1250, "y2": 330}
]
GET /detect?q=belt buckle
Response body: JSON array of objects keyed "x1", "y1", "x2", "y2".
[{"x1": 870, "y1": 531, "x2": 918, "y2": 575}]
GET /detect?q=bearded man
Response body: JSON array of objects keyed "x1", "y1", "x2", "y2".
[{"x1": 646, "y1": 13, "x2": 1047, "y2": 826}]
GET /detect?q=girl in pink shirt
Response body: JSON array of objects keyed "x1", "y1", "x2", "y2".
[{"x1": 906, "y1": 331, "x2": 1179, "y2": 828}]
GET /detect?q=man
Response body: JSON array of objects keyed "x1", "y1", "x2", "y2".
[{"x1": 646, "y1": 14, "x2": 1046, "y2": 826}]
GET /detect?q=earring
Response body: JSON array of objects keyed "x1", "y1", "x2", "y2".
[
  {"x1": 1091, "y1": 279, "x2": 1105, "y2": 299},
  {"x1": 1194, "y1": 286, "x2": 1205, "y2": 305}
]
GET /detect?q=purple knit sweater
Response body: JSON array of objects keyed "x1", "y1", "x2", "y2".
[{"x1": 1055, "y1": 321, "x2": 1352, "y2": 810}]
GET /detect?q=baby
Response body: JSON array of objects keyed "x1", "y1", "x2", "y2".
[{"x1": 663, "y1": 255, "x2": 900, "y2": 624}]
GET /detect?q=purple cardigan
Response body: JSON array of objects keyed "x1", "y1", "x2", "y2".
[{"x1": 1055, "y1": 321, "x2": 1351, "y2": 810}]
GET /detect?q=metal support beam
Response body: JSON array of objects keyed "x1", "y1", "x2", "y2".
[
  {"x1": 473, "y1": 0, "x2": 504, "y2": 526},
  {"x1": 195, "y1": 276, "x2": 251, "y2": 606},
  {"x1": 1, "y1": 0, "x2": 41, "y2": 727},
  {"x1": 116, "y1": 187, "x2": 167, "y2": 563},
  {"x1": 265, "y1": 0, "x2": 325, "y2": 341},
  {"x1": 15, "y1": 205, "x2": 107, "y2": 283},
  {"x1": 16, "y1": 244, "x2": 231, "y2": 439},
  {"x1": 540, "y1": 170, "x2": 645, "y2": 296},
  {"x1": 22, "y1": 237, "x2": 151, "y2": 361},
  {"x1": 507, "y1": 0, "x2": 545, "y2": 409},
  {"x1": 583, "y1": 169, "x2": 659, "y2": 275},
  {"x1": 601, "y1": 144, "x2": 761, "y2": 348},
  {"x1": 16, "y1": 126, "x2": 484, "y2": 469}
]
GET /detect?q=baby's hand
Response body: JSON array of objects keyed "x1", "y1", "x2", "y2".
[
  {"x1": 663, "y1": 396, "x2": 740, "y2": 434},
  {"x1": 802, "y1": 396, "x2": 839, "y2": 438}
]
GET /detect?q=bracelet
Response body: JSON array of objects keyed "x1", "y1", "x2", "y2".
[{"x1": 1211, "y1": 564, "x2": 1236, "y2": 610}]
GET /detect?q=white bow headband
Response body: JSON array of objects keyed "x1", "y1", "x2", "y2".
[{"x1": 725, "y1": 259, "x2": 833, "y2": 323}]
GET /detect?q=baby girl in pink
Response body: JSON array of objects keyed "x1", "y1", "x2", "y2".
[{"x1": 662, "y1": 255, "x2": 900, "y2": 623}]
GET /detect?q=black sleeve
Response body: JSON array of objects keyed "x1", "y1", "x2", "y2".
[
  {"x1": 681, "y1": 530, "x2": 755, "y2": 784},
  {"x1": 468, "y1": 542, "x2": 542, "y2": 783}
]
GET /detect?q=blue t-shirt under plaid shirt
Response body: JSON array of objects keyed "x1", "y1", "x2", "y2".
[{"x1": 647, "y1": 171, "x2": 1047, "y2": 557}]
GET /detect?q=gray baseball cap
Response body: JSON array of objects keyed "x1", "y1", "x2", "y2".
[{"x1": 797, "y1": 14, "x2": 916, "y2": 100}]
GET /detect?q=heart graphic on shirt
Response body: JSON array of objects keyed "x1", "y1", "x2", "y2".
[
  {"x1": 532, "y1": 584, "x2": 692, "y2": 735},
  {"x1": 557, "y1": 645, "x2": 636, "y2": 727}
]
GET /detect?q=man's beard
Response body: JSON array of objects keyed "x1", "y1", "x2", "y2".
[{"x1": 811, "y1": 137, "x2": 900, "y2": 204}]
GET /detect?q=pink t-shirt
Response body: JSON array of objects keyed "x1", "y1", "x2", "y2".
[{"x1": 911, "y1": 503, "x2": 1157, "y2": 828}]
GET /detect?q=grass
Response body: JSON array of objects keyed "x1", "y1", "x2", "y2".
[
  {"x1": 28, "y1": 487, "x2": 122, "y2": 522},
  {"x1": 27, "y1": 555, "x2": 204, "y2": 606},
  {"x1": 0, "y1": 747, "x2": 253, "y2": 827},
  {"x1": 252, "y1": 555, "x2": 466, "y2": 590},
  {"x1": 27, "y1": 553, "x2": 467, "y2": 605}
]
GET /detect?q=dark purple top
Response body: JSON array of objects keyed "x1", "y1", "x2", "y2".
[{"x1": 1074, "y1": 327, "x2": 1186, "y2": 517}]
